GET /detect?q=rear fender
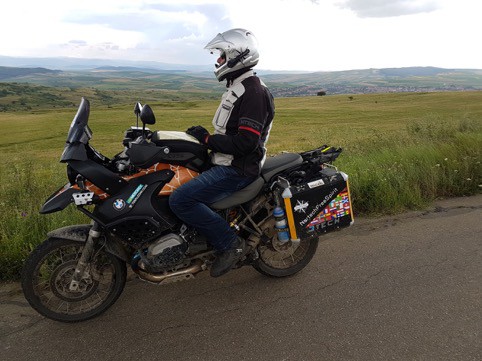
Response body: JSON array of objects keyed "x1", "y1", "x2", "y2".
[{"x1": 47, "y1": 224, "x2": 129, "y2": 262}]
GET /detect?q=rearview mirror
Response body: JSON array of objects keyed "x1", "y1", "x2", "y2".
[
  {"x1": 140, "y1": 104, "x2": 156, "y2": 125},
  {"x1": 134, "y1": 102, "x2": 142, "y2": 117}
]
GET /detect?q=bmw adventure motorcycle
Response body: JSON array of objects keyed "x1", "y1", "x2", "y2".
[{"x1": 22, "y1": 98, "x2": 354, "y2": 322}]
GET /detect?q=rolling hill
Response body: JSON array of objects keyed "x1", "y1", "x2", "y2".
[
  {"x1": 0, "y1": 66, "x2": 61, "y2": 80},
  {"x1": 1, "y1": 57, "x2": 481, "y2": 111}
]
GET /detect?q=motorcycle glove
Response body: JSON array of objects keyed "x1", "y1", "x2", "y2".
[{"x1": 187, "y1": 125, "x2": 210, "y2": 144}]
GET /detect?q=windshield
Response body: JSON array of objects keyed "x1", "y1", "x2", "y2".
[
  {"x1": 66, "y1": 97, "x2": 92, "y2": 144},
  {"x1": 60, "y1": 98, "x2": 92, "y2": 162}
]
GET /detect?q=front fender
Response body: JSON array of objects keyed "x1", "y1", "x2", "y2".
[
  {"x1": 47, "y1": 224, "x2": 91, "y2": 241},
  {"x1": 47, "y1": 224, "x2": 129, "y2": 262}
]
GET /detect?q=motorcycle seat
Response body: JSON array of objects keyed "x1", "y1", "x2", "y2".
[
  {"x1": 260, "y1": 153, "x2": 302, "y2": 182},
  {"x1": 210, "y1": 153, "x2": 302, "y2": 210}
]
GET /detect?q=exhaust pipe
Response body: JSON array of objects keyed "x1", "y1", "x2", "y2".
[{"x1": 133, "y1": 259, "x2": 205, "y2": 284}]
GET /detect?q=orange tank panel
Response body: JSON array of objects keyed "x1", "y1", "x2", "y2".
[
  {"x1": 72, "y1": 163, "x2": 198, "y2": 200},
  {"x1": 123, "y1": 163, "x2": 199, "y2": 196}
]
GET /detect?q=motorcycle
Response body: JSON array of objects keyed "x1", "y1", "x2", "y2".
[{"x1": 21, "y1": 98, "x2": 354, "y2": 322}]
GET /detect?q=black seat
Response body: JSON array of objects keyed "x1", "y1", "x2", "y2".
[
  {"x1": 261, "y1": 153, "x2": 303, "y2": 181},
  {"x1": 210, "y1": 153, "x2": 302, "y2": 210}
]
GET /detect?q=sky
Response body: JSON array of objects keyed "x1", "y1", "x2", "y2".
[{"x1": 0, "y1": 0, "x2": 481, "y2": 72}]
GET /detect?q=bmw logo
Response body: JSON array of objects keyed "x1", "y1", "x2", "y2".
[{"x1": 113, "y1": 199, "x2": 126, "y2": 211}]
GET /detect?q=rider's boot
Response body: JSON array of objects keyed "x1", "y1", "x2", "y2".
[{"x1": 210, "y1": 237, "x2": 245, "y2": 277}]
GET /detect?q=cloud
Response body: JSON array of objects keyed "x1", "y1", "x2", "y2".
[
  {"x1": 63, "y1": 3, "x2": 230, "y2": 40},
  {"x1": 5, "y1": 0, "x2": 478, "y2": 71},
  {"x1": 58, "y1": 2, "x2": 232, "y2": 63},
  {"x1": 67, "y1": 40, "x2": 88, "y2": 46},
  {"x1": 337, "y1": 0, "x2": 440, "y2": 18}
]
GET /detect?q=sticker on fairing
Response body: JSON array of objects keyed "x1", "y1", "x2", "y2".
[
  {"x1": 113, "y1": 199, "x2": 126, "y2": 211},
  {"x1": 127, "y1": 184, "x2": 147, "y2": 207},
  {"x1": 307, "y1": 179, "x2": 325, "y2": 188}
]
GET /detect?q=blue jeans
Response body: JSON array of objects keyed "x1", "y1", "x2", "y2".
[{"x1": 169, "y1": 166, "x2": 255, "y2": 251}]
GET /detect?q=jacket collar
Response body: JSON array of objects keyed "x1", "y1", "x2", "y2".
[{"x1": 228, "y1": 70, "x2": 254, "y2": 88}]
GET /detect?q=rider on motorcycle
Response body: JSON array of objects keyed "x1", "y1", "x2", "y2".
[{"x1": 169, "y1": 28, "x2": 275, "y2": 277}]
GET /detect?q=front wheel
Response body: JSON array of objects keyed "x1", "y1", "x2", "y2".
[
  {"x1": 22, "y1": 237, "x2": 127, "y2": 322},
  {"x1": 253, "y1": 236, "x2": 319, "y2": 277}
]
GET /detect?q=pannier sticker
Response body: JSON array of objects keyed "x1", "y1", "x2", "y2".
[
  {"x1": 299, "y1": 187, "x2": 339, "y2": 227},
  {"x1": 306, "y1": 188, "x2": 351, "y2": 228},
  {"x1": 307, "y1": 179, "x2": 325, "y2": 188},
  {"x1": 294, "y1": 200, "x2": 309, "y2": 213}
]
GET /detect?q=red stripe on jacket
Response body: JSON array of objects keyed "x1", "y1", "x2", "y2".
[{"x1": 239, "y1": 126, "x2": 261, "y2": 136}]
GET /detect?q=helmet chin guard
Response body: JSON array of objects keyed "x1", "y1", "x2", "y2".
[{"x1": 204, "y1": 28, "x2": 260, "y2": 82}]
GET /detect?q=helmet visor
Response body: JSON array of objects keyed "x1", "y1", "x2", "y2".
[{"x1": 207, "y1": 48, "x2": 226, "y2": 68}]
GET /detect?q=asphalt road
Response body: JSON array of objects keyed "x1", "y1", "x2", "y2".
[{"x1": 1, "y1": 195, "x2": 481, "y2": 361}]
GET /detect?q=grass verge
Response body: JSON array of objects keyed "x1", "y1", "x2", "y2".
[{"x1": 1, "y1": 92, "x2": 481, "y2": 281}]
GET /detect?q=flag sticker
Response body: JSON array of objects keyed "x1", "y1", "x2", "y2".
[{"x1": 306, "y1": 188, "x2": 351, "y2": 228}]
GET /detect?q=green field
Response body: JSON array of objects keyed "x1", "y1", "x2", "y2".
[{"x1": 0, "y1": 91, "x2": 481, "y2": 280}]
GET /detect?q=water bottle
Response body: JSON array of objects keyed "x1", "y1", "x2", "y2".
[{"x1": 273, "y1": 206, "x2": 290, "y2": 243}]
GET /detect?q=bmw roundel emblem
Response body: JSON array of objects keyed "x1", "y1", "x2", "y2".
[{"x1": 113, "y1": 199, "x2": 126, "y2": 211}]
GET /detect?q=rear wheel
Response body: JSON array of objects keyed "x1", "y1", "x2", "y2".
[
  {"x1": 22, "y1": 237, "x2": 127, "y2": 322},
  {"x1": 253, "y1": 236, "x2": 318, "y2": 277}
]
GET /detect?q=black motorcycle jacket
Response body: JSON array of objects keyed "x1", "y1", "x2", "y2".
[{"x1": 206, "y1": 70, "x2": 275, "y2": 177}]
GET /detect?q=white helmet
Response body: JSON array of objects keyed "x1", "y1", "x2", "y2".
[{"x1": 204, "y1": 28, "x2": 259, "y2": 82}]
